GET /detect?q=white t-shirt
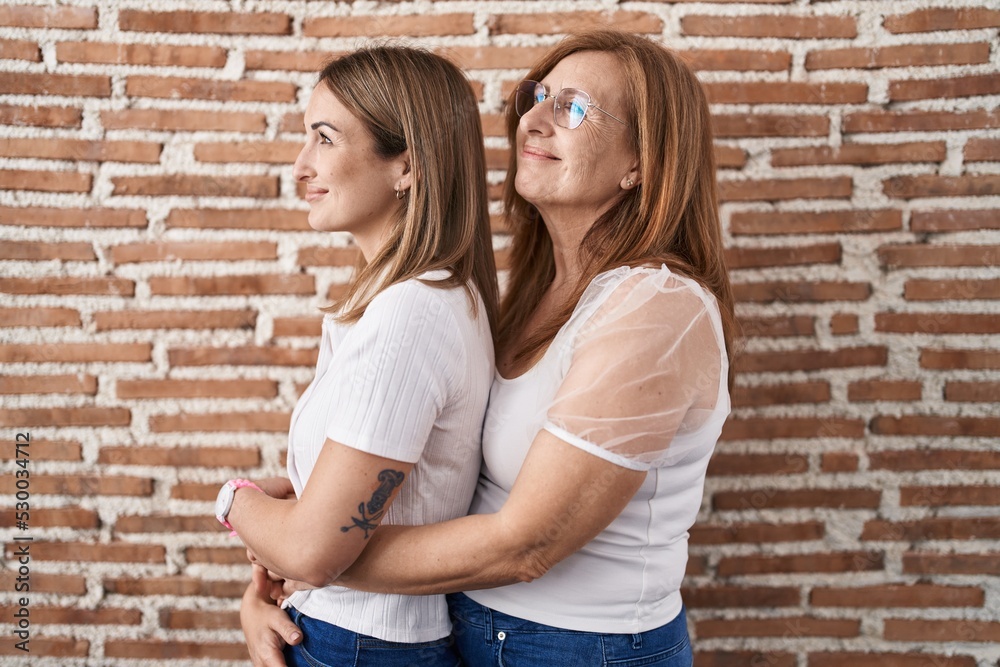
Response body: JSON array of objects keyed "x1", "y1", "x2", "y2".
[
  {"x1": 466, "y1": 265, "x2": 730, "y2": 633},
  {"x1": 284, "y1": 271, "x2": 494, "y2": 642}
]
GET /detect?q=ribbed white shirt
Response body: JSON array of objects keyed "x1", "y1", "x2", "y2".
[{"x1": 284, "y1": 272, "x2": 494, "y2": 642}]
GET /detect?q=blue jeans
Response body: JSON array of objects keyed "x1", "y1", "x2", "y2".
[
  {"x1": 447, "y1": 593, "x2": 692, "y2": 666},
  {"x1": 283, "y1": 607, "x2": 461, "y2": 667}
]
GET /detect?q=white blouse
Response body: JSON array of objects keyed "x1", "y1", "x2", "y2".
[
  {"x1": 467, "y1": 265, "x2": 730, "y2": 633},
  {"x1": 284, "y1": 272, "x2": 494, "y2": 642}
]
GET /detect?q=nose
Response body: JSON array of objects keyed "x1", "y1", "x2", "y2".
[
  {"x1": 518, "y1": 97, "x2": 554, "y2": 136},
  {"x1": 292, "y1": 143, "x2": 313, "y2": 182}
]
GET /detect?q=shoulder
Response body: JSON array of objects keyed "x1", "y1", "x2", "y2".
[{"x1": 578, "y1": 265, "x2": 717, "y2": 329}]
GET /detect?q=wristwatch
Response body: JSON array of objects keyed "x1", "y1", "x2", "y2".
[{"x1": 215, "y1": 479, "x2": 262, "y2": 535}]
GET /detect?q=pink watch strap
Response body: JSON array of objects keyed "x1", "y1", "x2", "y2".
[{"x1": 222, "y1": 478, "x2": 263, "y2": 536}]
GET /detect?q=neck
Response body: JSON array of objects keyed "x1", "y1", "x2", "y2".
[{"x1": 538, "y1": 207, "x2": 594, "y2": 289}]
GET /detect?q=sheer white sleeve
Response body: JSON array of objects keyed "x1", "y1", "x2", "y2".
[{"x1": 543, "y1": 267, "x2": 727, "y2": 471}]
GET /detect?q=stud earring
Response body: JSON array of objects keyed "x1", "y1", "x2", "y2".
[{"x1": 626, "y1": 179, "x2": 634, "y2": 188}]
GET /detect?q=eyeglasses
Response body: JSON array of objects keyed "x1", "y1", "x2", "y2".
[{"x1": 514, "y1": 80, "x2": 626, "y2": 130}]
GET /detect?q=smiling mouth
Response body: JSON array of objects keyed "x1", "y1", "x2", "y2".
[
  {"x1": 521, "y1": 146, "x2": 559, "y2": 160},
  {"x1": 304, "y1": 188, "x2": 328, "y2": 202}
]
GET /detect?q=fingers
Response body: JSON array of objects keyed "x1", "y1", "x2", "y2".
[{"x1": 251, "y1": 563, "x2": 272, "y2": 599}]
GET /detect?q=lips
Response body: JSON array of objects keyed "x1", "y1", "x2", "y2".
[
  {"x1": 304, "y1": 187, "x2": 328, "y2": 203},
  {"x1": 521, "y1": 145, "x2": 559, "y2": 160}
]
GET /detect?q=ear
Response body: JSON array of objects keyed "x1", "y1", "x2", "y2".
[
  {"x1": 620, "y1": 165, "x2": 641, "y2": 190},
  {"x1": 393, "y1": 150, "x2": 412, "y2": 193}
]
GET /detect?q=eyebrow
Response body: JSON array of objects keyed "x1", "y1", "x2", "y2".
[{"x1": 310, "y1": 121, "x2": 339, "y2": 132}]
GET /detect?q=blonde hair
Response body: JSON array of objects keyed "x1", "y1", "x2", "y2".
[
  {"x1": 318, "y1": 45, "x2": 499, "y2": 338},
  {"x1": 499, "y1": 29, "x2": 738, "y2": 388}
]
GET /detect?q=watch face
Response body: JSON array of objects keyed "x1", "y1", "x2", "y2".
[{"x1": 215, "y1": 482, "x2": 234, "y2": 520}]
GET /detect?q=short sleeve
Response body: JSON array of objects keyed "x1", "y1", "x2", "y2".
[
  {"x1": 324, "y1": 282, "x2": 458, "y2": 464},
  {"x1": 544, "y1": 268, "x2": 725, "y2": 471}
]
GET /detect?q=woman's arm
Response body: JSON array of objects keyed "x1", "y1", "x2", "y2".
[
  {"x1": 336, "y1": 430, "x2": 646, "y2": 595},
  {"x1": 227, "y1": 439, "x2": 413, "y2": 587}
]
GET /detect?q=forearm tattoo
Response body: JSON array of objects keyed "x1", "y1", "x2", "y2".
[{"x1": 341, "y1": 469, "x2": 405, "y2": 538}]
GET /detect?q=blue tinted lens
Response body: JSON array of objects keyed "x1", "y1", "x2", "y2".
[{"x1": 567, "y1": 98, "x2": 587, "y2": 128}]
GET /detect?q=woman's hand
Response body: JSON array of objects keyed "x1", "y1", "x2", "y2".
[{"x1": 240, "y1": 565, "x2": 302, "y2": 667}]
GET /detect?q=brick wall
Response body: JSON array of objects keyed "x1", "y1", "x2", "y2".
[{"x1": 0, "y1": 1, "x2": 997, "y2": 665}]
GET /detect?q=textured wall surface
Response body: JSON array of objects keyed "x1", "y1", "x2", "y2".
[{"x1": 0, "y1": 0, "x2": 998, "y2": 665}]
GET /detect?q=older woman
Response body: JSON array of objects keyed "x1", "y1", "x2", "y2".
[{"x1": 245, "y1": 29, "x2": 736, "y2": 667}]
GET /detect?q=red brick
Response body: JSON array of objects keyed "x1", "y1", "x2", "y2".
[
  {"x1": 0, "y1": 240, "x2": 95, "y2": 261},
  {"x1": 0, "y1": 38, "x2": 39, "y2": 61},
  {"x1": 101, "y1": 446, "x2": 259, "y2": 469},
  {"x1": 912, "y1": 209, "x2": 999, "y2": 233},
  {"x1": 0, "y1": 169, "x2": 91, "y2": 193},
  {"x1": 870, "y1": 449, "x2": 1000, "y2": 471},
  {"x1": 111, "y1": 241, "x2": 276, "y2": 264},
  {"x1": 0, "y1": 206, "x2": 146, "y2": 228},
  {"x1": 0, "y1": 72, "x2": 109, "y2": 96},
  {"x1": 0, "y1": 5, "x2": 96, "y2": 29},
  {"x1": 161, "y1": 608, "x2": 241, "y2": 630},
  {"x1": 830, "y1": 313, "x2": 859, "y2": 335},
  {"x1": 105, "y1": 576, "x2": 245, "y2": 597},
  {"x1": 921, "y1": 348, "x2": 1000, "y2": 370},
  {"x1": 726, "y1": 243, "x2": 841, "y2": 269},
  {"x1": 149, "y1": 411, "x2": 290, "y2": 433},
  {"x1": 0, "y1": 474, "x2": 148, "y2": 495},
  {"x1": 194, "y1": 141, "x2": 300, "y2": 164},
  {"x1": 697, "y1": 616, "x2": 859, "y2": 638},
  {"x1": 0, "y1": 637, "x2": 88, "y2": 658},
  {"x1": 872, "y1": 415, "x2": 1000, "y2": 437},
  {"x1": 737, "y1": 346, "x2": 886, "y2": 373},
  {"x1": 166, "y1": 208, "x2": 308, "y2": 230},
  {"x1": 0, "y1": 104, "x2": 81, "y2": 128},
  {"x1": 713, "y1": 114, "x2": 829, "y2": 137},
  {"x1": 696, "y1": 652, "x2": 795, "y2": 667},
  {"x1": 806, "y1": 43, "x2": 990, "y2": 70},
  {"x1": 682, "y1": 49, "x2": 791, "y2": 72},
  {"x1": 903, "y1": 552, "x2": 1000, "y2": 575},
  {"x1": 105, "y1": 640, "x2": 248, "y2": 661},
  {"x1": 120, "y1": 10, "x2": 290, "y2": 34},
  {"x1": 720, "y1": 177, "x2": 852, "y2": 201},
  {"x1": 0, "y1": 506, "x2": 98, "y2": 529},
  {"x1": 126, "y1": 76, "x2": 296, "y2": 103},
  {"x1": 876, "y1": 313, "x2": 1000, "y2": 335},
  {"x1": 681, "y1": 14, "x2": 856, "y2": 38},
  {"x1": 0, "y1": 343, "x2": 149, "y2": 363},
  {"x1": 735, "y1": 281, "x2": 870, "y2": 303},
  {"x1": 884, "y1": 618, "x2": 1000, "y2": 643},
  {"x1": 0, "y1": 570, "x2": 85, "y2": 594},
  {"x1": 0, "y1": 408, "x2": 130, "y2": 428},
  {"x1": 0, "y1": 374, "x2": 97, "y2": 395},
  {"x1": 714, "y1": 145, "x2": 747, "y2": 168},
  {"x1": 845, "y1": 109, "x2": 1000, "y2": 134},
  {"x1": 717, "y1": 551, "x2": 883, "y2": 576},
  {"x1": 14, "y1": 542, "x2": 164, "y2": 563},
  {"x1": 102, "y1": 108, "x2": 265, "y2": 133},
  {"x1": 714, "y1": 488, "x2": 880, "y2": 511},
  {"x1": 168, "y1": 346, "x2": 316, "y2": 367},
  {"x1": 57, "y1": 41, "x2": 227, "y2": 67},
  {"x1": 150, "y1": 274, "x2": 314, "y2": 296},
  {"x1": 273, "y1": 316, "x2": 323, "y2": 338},
  {"x1": 965, "y1": 137, "x2": 1000, "y2": 162},
  {"x1": 848, "y1": 380, "x2": 922, "y2": 402},
  {"x1": 692, "y1": 521, "x2": 824, "y2": 545},
  {"x1": 811, "y1": 583, "x2": 983, "y2": 608},
  {"x1": 185, "y1": 546, "x2": 247, "y2": 564},
  {"x1": 707, "y1": 453, "x2": 809, "y2": 476},
  {"x1": 706, "y1": 82, "x2": 867, "y2": 105},
  {"x1": 731, "y1": 381, "x2": 830, "y2": 407},
  {"x1": 170, "y1": 482, "x2": 219, "y2": 501},
  {"x1": 821, "y1": 452, "x2": 858, "y2": 472},
  {"x1": 245, "y1": 49, "x2": 335, "y2": 72},
  {"x1": 901, "y1": 485, "x2": 998, "y2": 507},
  {"x1": 294, "y1": 246, "x2": 361, "y2": 268},
  {"x1": 809, "y1": 652, "x2": 975, "y2": 667},
  {"x1": 884, "y1": 8, "x2": 1000, "y2": 33},
  {"x1": 945, "y1": 381, "x2": 1000, "y2": 403},
  {"x1": 489, "y1": 10, "x2": 661, "y2": 35},
  {"x1": 879, "y1": 243, "x2": 1000, "y2": 267},
  {"x1": 722, "y1": 417, "x2": 864, "y2": 440},
  {"x1": 890, "y1": 73, "x2": 1000, "y2": 102},
  {"x1": 772, "y1": 141, "x2": 946, "y2": 166},
  {"x1": 740, "y1": 315, "x2": 815, "y2": 337},
  {"x1": 905, "y1": 278, "x2": 1000, "y2": 301},
  {"x1": 306, "y1": 13, "x2": 474, "y2": 37},
  {"x1": 117, "y1": 378, "x2": 276, "y2": 399},
  {"x1": 0, "y1": 438, "x2": 81, "y2": 462},
  {"x1": 730, "y1": 209, "x2": 901, "y2": 235},
  {"x1": 111, "y1": 174, "x2": 278, "y2": 198},
  {"x1": 0, "y1": 307, "x2": 80, "y2": 328},
  {"x1": 437, "y1": 46, "x2": 551, "y2": 69},
  {"x1": 116, "y1": 514, "x2": 219, "y2": 533},
  {"x1": 887, "y1": 174, "x2": 1000, "y2": 199},
  {"x1": 862, "y1": 517, "x2": 1000, "y2": 541},
  {"x1": 0, "y1": 606, "x2": 140, "y2": 625},
  {"x1": 0, "y1": 276, "x2": 133, "y2": 296},
  {"x1": 95, "y1": 309, "x2": 257, "y2": 332},
  {"x1": 681, "y1": 585, "x2": 799, "y2": 608}
]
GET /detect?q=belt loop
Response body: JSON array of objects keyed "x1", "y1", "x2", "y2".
[
  {"x1": 631, "y1": 633, "x2": 642, "y2": 650},
  {"x1": 483, "y1": 601, "x2": 493, "y2": 645}
]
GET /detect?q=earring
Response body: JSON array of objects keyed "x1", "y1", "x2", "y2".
[
  {"x1": 626, "y1": 179, "x2": 634, "y2": 188},
  {"x1": 395, "y1": 187, "x2": 406, "y2": 200}
]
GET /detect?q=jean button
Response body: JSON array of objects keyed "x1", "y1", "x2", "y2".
[{"x1": 497, "y1": 631, "x2": 506, "y2": 641}]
